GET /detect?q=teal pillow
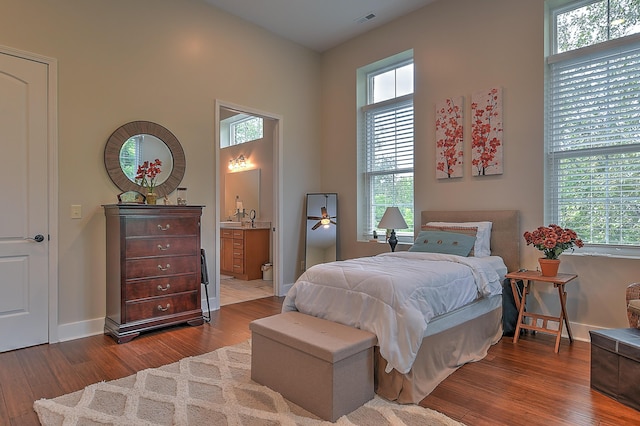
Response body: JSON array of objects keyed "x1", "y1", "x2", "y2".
[{"x1": 408, "y1": 231, "x2": 476, "y2": 257}]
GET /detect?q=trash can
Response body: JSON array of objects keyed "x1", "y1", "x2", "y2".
[{"x1": 261, "y1": 263, "x2": 273, "y2": 281}]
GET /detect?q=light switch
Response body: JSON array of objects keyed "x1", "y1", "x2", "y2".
[{"x1": 71, "y1": 204, "x2": 82, "y2": 219}]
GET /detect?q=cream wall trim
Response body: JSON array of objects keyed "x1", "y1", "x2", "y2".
[
  {"x1": 0, "y1": 44, "x2": 60, "y2": 344},
  {"x1": 57, "y1": 318, "x2": 104, "y2": 343},
  {"x1": 281, "y1": 282, "x2": 294, "y2": 296},
  {"x1": 569, "y1": 322, "x2": 607, "y2": 343}
]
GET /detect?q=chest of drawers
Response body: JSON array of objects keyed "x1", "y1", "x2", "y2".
[{"x1": 103, "y1": 204, "x2": 203, "y2": 343}]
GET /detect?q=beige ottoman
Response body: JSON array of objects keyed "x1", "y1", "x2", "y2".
[{"x1": 250, "y1": 311, "x2": 377, "y2": 422}]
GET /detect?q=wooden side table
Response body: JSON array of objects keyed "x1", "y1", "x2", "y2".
[{"x1": 505, "y1": 270, "x2": 578, "y2": 353}]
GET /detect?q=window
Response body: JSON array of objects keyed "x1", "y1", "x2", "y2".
[
  {"x1": 120, "y1": 135, "x2": 142, "y2": 181},
  {"x1": 220, "y1": 114, "x2": 263, "y2": 148},
  {"x1": 358, "y1": 53, "x2": 414, "y2": 241},
  {"x1": 547, "y1": 0, "x2": 640, "y2": 251},
  {"x1": 231, "y1": 116, "x2": 263, "y2": 145}
]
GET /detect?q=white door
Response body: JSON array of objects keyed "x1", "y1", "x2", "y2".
[{"x1": 0, "y1": 51, "x2": 49, "y2": 352}]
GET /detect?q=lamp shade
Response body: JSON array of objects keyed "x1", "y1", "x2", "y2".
[{"x1": 377, "y1": 207, "x2": 407, "y2": 230}]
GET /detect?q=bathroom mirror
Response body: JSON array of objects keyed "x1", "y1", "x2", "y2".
[
  {"x1": 224, "y1": 169, "x2": 260, "y2": 220},
  {"x1": 304, "y1": 193, "x2": 338, "y2": 270},
  {"x1": 104, "y1": 121, "x2": 185, "y2": 198}
]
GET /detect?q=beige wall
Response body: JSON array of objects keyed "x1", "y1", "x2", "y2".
[
  {"x1": 2, "y1": 0, "x2": 636, "y2": 341},
  {"x1": 1, "y1": 0, "x2": 321, "y2": 335},
  {"x1": 320, "y1": 0, "x2": 638, "y2": 337}
]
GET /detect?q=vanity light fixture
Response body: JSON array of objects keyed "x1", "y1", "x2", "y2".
[{"x1": 228, "y1": 154, "x2": 248, "y2": 170}]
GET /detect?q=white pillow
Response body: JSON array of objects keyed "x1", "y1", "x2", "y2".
[{"x1": 425, "y1": 221, "x2": 492, "y2": 257}]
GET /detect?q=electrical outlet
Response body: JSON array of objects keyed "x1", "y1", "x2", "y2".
[{"x1": 71, "y1": 204, "x2": 82, "y2": 219}]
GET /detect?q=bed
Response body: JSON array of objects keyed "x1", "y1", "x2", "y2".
[{"x1": 282, "y1": 210, "x2": 519, "y2": 403}]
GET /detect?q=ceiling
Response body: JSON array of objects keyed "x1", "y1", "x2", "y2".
[{"x1": 203, "y1": 0, "x2": 439, "y2": 52}]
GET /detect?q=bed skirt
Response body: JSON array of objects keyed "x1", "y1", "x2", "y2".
[{"x1": 374, "y1": 294, "x2": 503, "y2": 404}]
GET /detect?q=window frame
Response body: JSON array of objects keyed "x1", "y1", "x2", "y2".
[
  {"x1": 357, "y1": 53, "x2": 415, "y2": 242},
  {"x1": 546, "y1": 0, "x2": 640, "y2": 257}
]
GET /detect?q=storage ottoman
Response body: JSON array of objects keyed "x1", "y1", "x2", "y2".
[
  {"x1": 250, "y1": 312, "x2": 377, "y2": 422},
  {"x1": 590, "y1": 328, "x2": 640, "y2": 411}
]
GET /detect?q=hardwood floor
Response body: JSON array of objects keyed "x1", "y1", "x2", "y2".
[{"x1": 1, "y1": 297, "x2": 637, "y2": 425}]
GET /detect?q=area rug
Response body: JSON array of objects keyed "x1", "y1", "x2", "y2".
[{"x1": 34, "y1": 340, "x2": 464, "y2": 425}]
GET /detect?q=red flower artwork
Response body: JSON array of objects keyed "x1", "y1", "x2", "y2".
[
  {"x1": 471, "y1": 87, "x2": 503, "y2": 176},
  {"x1": 435, "y1": 97, "x2": 464, "y2": 179}
]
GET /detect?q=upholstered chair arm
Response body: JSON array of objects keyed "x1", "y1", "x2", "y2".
[{"x1": 626, "y1": 282, "x2": 640, "y2": 328}]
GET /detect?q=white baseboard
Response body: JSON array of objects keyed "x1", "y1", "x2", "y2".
[
  {"x1": 565, "y1": 321, "x2": 608, "y2": 343},
  {"x1": 57, "y1": 295, "x2": 602, "y2": 346},
  {"x1": 56, "y1": 317, "x2": 105, "y2": 343},
  {"x1": 279, "y1": 282, "x2": 293, "y2": 297}
]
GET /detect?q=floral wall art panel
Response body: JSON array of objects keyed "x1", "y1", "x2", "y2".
[
  {"x1": 435, "y1": 96, "x2": 464, "y2": 179},
  {"x1": 471, "y1": 87, "x2": 503, "y2": 176}
]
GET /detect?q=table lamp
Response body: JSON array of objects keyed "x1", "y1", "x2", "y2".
[{"x1": 377, "y1": 207, "x2": 407, "y2": 252}]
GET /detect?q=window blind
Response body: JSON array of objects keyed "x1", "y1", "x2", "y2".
[
  {"x1": 547, "y1": 40, "x2": 640, "y2": 246},
  {"x1": 363, "y1": 97, "x2": 414, "y2": 236}
]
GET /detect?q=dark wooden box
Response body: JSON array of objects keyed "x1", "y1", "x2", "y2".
[{"x1": 590, "y1": 328, "x2": 640, "y2": 411}]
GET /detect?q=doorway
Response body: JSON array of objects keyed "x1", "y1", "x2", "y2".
[{"x1": 215, "y1": 101, "x2": 282, "y2": 306}]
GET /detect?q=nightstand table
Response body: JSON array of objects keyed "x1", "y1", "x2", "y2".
[{"x1": 505, "y1": 270, "x2": 578, "y2": 353}]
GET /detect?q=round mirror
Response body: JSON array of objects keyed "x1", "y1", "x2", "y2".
[{"x1": 104, "y1": 121, "x2": 185, "y2": 198}]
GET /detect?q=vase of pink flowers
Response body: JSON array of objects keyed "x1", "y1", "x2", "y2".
[
  {"x1": 523, "y1": 224, "x2": 584, "y2": 276},
  {"x1": 135, "y1": 159, "x2": 162, "y2": 205}
]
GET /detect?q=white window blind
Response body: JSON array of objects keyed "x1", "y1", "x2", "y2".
[
  {"x1": 363, "y1": 96, "x2": 414, "y2": 237},
  {"x1": 547, "y1": 39, "x2": 640, "y2": 246}
]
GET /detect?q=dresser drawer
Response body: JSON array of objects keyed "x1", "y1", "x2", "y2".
[
  {"x1": 125, "y1": 217, "x2": 199, "y2": 237},
  {"x1": 232, "y1": 258, "x2": 244, "y2": 274},
  {"x1": 125, "y1": 292, "x2": 198, "y2": 323},
  {"x1": 125, "y1": 274, "x2": 198, "y2": 301},
  {"x1": 126, "y1": 255, "x2": 199, "y2": 280},
  {"x1": 232, "y1": 239, "x2": 244, "y2": 249},
  {"x1": 232, "y1": 230, "x2": 244, "y2": 239},
  {"x1": 222, "y1": 229, "x2": 235, "y2": 239},
  {"x1": 126, "y1": 237, "x2": 199, "y2": 258}
]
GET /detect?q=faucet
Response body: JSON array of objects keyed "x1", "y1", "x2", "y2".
[{"x1": 235, "y1": 208, "x2": 246, "y2": 221}]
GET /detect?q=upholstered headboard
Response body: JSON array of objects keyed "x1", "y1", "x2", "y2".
[{"x1": 421, "y1": 210, "x2": 520, "y2": 273}]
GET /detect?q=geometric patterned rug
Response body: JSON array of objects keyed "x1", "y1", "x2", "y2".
[{"x1": 34, "y1": 340, "x2": 464, "y2": 425}]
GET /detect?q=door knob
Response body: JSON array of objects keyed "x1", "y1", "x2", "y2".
[{"x1": 33, "y1": 234, "x2": 45, "y2": 242}]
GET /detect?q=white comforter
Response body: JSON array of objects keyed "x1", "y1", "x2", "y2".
[{"x1": 282, "y1": 252, "x2": 505, "y2": 374}]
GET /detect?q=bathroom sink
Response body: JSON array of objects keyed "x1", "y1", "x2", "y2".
[{"x1": 220, "y1": 221, "x2": 242, "y2": 227}]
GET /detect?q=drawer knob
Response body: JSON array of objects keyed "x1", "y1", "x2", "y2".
[
  {"x1": 157, "y1": 283, "x2": 171, "y2": 292},
  {"x1": 157, "y1": 224, "x2": 171, "y2": 231},
  {"x1": 157, "y1": 303, "x2": 171, "y2": 312},
  {"x1": 157, "y1": 243, "x2": 171, "y2": 251},
  {"x1": 157, "y1": 264, "x2": 171, "y2": 271}
]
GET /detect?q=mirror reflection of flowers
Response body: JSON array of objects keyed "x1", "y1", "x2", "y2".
[
  {"x1": 135, "y1": 159, "x2": 162, "y2": 194},
  {"x1": 523, "y1": 224, "x2": 584, "y2": 260}
]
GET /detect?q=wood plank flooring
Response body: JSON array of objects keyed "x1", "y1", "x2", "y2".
[{"x1": 1, "y1": 297, "x2": 638, "y2": 425}]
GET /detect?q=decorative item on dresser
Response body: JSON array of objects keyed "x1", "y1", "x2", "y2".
[
  {"x1": 103, "y1": 204, "x2": 204, "y2": 343},
  {"x1": 220, "y1": 227, "x2": 270, "y2": 280}
]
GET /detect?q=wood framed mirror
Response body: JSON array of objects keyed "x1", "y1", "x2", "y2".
[
  {"x1": 104, "y1": 121, "x2": 185, "y2": 198},
  {"x1": 304, "y1": 193, "x2": 338, "y2": 270}
]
